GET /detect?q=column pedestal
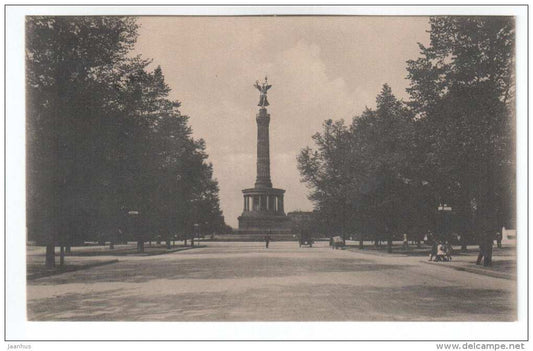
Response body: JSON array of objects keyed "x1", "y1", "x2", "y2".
[{"x1": 238, "y1": 187, "x2": 291, "y2": 234}]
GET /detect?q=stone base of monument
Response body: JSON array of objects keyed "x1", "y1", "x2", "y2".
[
  {"x1": 223, "y1": 232, "x2": 297, "y2": 241},
  {"x1": 237, "y1": 214, "x2": 293, "y2": 235},
  {"x1": 238, "y1": 185, "x2": 292, "y2": 235}
]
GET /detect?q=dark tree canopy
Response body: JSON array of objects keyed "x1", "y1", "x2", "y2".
[
  {"x1": 298, "y1": 85, "x2": 418, "y2": 249},
  {"x1": 26, "y1": 16, "x2": 226, "y2": 264},
  {"x1": 298, "y1": 16, "x2": 515, "y2": 251},
  {"x1": 406, "y1": 16, "x2": 515, "y2": 239}
]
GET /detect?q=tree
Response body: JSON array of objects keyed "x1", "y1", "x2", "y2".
[
  {"x1": 298, "y1": 17, "x2": 515, "y2": 255},
  {"x1": 349, "y1": 85, "x2": 417, "y2": 252},
  {"x1": 26, "y1": 16, "x2": 139, "y2": 266},
  {"x1": 406, "y1": 16, "x2": 515, "y2": 249},
  {"x1": 298, "y1": 85, "x2": 417, "y2": 252},
  {"x1": 297, "y1": 119, "x2": 354, "y2": 242},
  {"x1": 26, "y1": 16, "x2": 226, "y2": 264}
]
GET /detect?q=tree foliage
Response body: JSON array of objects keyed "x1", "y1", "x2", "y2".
[
  {"x1": 26, "y1": 16, "x2": 225, "y2": 264},
  {"x1": 298, "y1": 85, "x2": 419, "y2": 249},
  {"x1": 298, "y1": 16, "x2": 515, "y2": 249},
  {"x1": 406, "y1": 16, "x2": 515, "y2": 241},
  {"x1": 297, "y1": 118, "x2": 353, "y2": 237}
]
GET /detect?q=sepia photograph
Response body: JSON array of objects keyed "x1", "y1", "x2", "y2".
[{"x1": 4, "y1": 4, "x2": 528, "y2": 346}]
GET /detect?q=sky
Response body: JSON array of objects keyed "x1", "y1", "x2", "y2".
[{"x1": 133, "y1": 16, "x2": 430, "y2": 228}]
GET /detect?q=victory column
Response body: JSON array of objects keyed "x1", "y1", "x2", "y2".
[{"x1": 237, "y1": 77, "x2": 291, "y2": 235}]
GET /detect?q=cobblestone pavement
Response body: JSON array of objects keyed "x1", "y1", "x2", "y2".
[{"x1": 27, "y1": 241, "x2": 516, "y2": 321}]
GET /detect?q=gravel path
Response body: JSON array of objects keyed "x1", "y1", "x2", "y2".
[{"x1": 27, "y1": 241, "x2": 516, "y2": 321}]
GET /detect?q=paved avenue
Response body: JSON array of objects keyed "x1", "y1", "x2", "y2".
[{"x1": 27, "y1": 241, "x2": 515, "y2": 321}]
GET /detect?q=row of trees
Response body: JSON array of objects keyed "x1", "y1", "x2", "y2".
[
  {"x1": 297, "y1": 16, "x2": 515, "y2": 252},
  {"x1": 26, "y1": 17, "x2": 227, "y2": 266}
]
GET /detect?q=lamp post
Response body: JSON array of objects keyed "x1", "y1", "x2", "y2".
[
  {"x1": 438, "y1": 204, "x2": 452, "y2": 241},
  {"x1": 192, "y1": 223, "x2": 199, "y2": 247},
  {"x1": 176, "y1": 174, "x2": 183, "y2": 247},
  {"x1": 128, "y1": 210, "x2": 142, "y2": 253},
  {"x1": 203, "y1": 221, "x2": 208, "y2": 243}
]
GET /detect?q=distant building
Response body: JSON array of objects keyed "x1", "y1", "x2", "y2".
[{"x1": 287, "y1": 211, "x2": 314, "y2": 224}]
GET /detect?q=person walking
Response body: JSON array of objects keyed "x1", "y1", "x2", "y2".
[
  {"x1": 265, "y1": 235, "x2": 271, "y2": 249},
  {"x1": 476, "y1": 233, "x2": 486, "y2": 265},
  {"x1": 475, "y1": 233, "x2": 494, "y2": 266},
  {"x1": 496, "y1": 231, "x2": 502, "y2": 248},
  {"x1": 444, "y1": 240, "x2": 453, "y2": 261},
  {"x1": 429, "y1": 239, "x2": 438, "y2": 261}
]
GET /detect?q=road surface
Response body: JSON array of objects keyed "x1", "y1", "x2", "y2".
[{"x1": 27, "y1": 241, "x2": 516, "y2": 321}]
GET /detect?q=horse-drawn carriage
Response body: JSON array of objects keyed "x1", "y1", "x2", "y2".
[
  {"x1": 330, "y1": 236, "x2": 344, "y2": 249},
  {"x1": 298, "y1": 230, "x2": 314, "y2": 248}
]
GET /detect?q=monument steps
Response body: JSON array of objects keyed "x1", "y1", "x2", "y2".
[{"x1": 212, "y1": 233, "x2": 298, "y2": 241}]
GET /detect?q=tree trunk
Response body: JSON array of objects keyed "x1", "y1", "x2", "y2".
[
  {"x1": 341, "y1": 203, "x2": 346, "y2": 246},
  {"x1": 359, "y1": 237, "x2": 364, "y2": 249},
  {"x1": 484, "y1": 235, "x2": 493, "y2": 266},
  {"x1": 137, "y1": 241, "x2": 144, "y2": 253},
  {"x1": 387, "y1": 226, "x2": 393, "y2": 253},
  {"x1": 45, "y1": 244, "x2": 55, "y2": 267},
  {"x1": 460, "y1": 191, "x2": 471, "y2": 253},
  {"x1": 166, "y1": 238, "x2": 171, "y2": 249},
  {"x1": 59, "y1": 245, "x2": 65, "y2": 266}
]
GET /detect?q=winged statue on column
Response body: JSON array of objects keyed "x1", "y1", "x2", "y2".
[{"x1": 254, "y1": 76, "x2": 272, "y2": 107}]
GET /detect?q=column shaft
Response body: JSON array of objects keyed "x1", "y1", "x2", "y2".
[{"x1": 255, "y1": 108, "x2": 272, "y2": 188}]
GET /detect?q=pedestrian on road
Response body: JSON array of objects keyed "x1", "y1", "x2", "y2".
[
  {"x1": 476, "y1": 234, "x2": 493, "y2": 266},
  {"x1": 265, "y1": 235, "x2": 271, "y2": 249},
  {"x1": 496, "y1": 231, "x2": 502, "y2": 248},
  {"x1": 435, "y1": 242, "x2": 446, "y2": 262},
  {"x1": 444, "y1": 240, "x2": 453, "y2": 261},
  {"x1": 429, "y1": 239, "x2": 438, "y2": 261},
  {"x1": 476, "y1": 237, "x2": 485, "y2": 265},
  {"x1": 403, "y1": 233, "x2": 408, "y2": 248}
]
